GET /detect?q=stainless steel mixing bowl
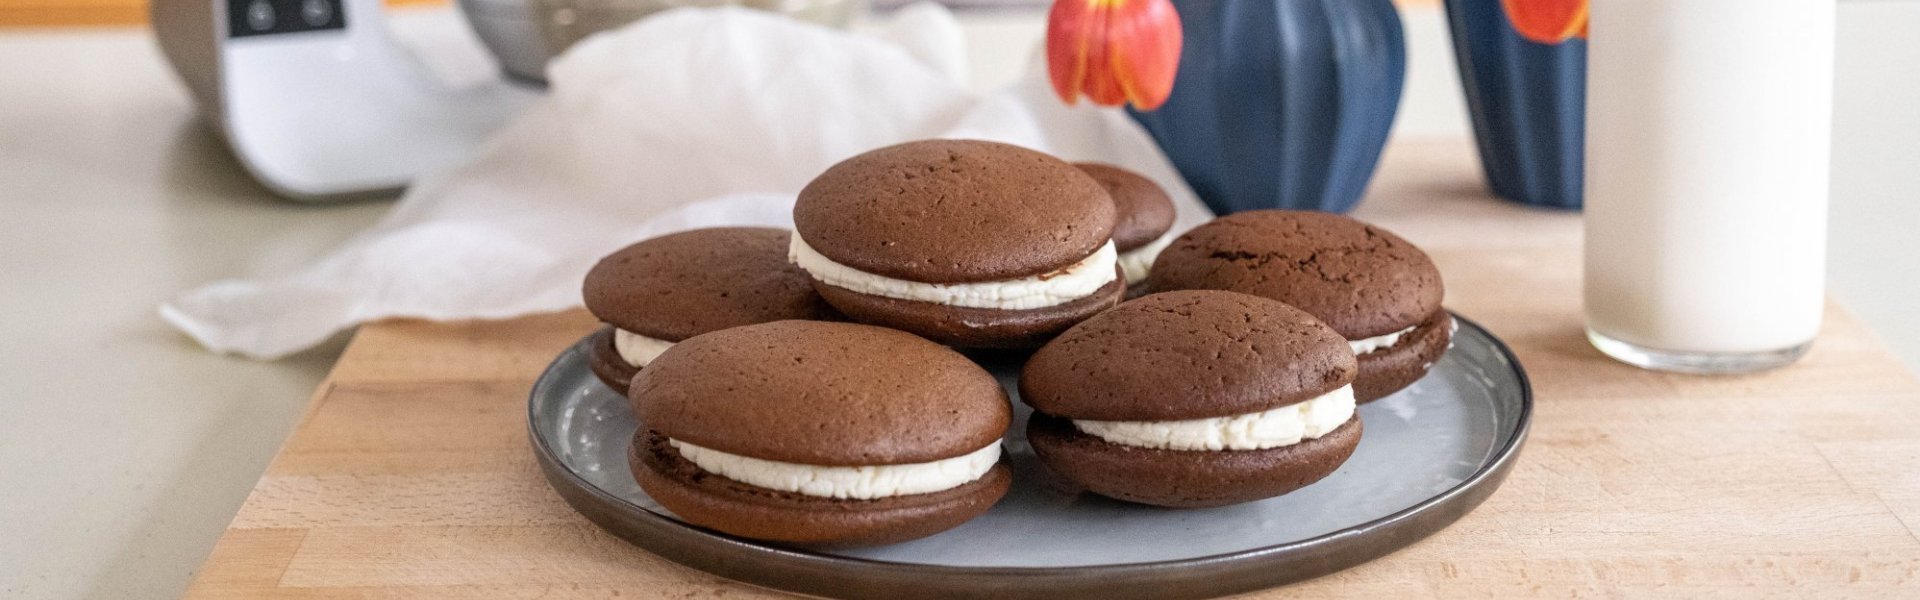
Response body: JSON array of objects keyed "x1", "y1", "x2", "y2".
[{"x1": 459, "y1": 0, "x2": 868, "y2": 84}]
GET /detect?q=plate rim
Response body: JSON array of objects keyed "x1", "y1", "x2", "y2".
[{"x1": 529, "y1": 312, "x2": 1532, "y2": 598}]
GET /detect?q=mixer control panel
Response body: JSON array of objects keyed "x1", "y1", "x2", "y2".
[{"x1": 228, "y1": 0, "x2": 345, "y2": 37}]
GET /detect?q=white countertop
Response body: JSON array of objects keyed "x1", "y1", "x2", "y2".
[{"x1": 2, "y1": 4, "x2": 1916, "y2": 599}]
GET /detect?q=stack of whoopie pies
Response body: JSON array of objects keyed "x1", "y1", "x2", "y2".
[
  {"x1": 579, "y1": 139, "x2": 1449, "y2": 548},
  {"x1": 1145, "y1": 211, "x2": 1451, "y2": 402}
]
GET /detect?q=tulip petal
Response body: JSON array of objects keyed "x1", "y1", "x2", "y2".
[
  {"x1": 1081, "y1": 10, "x2": 1129, "y2": 106},
  {"x1": 1047, "y1": 0, "x2": 1095, "y2": 105},
  {"x1": 1107, "y1": 0, "x2": 1181, "y2": 110}
]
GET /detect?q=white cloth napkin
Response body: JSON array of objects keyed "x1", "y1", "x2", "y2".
[{"x1": 161, "y1": 4, "x2": 1212, "y2": 360}]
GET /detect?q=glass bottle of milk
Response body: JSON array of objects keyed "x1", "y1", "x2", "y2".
[{"x1": 1583, "y1": 0, "x2": 1834, "y2": 373}]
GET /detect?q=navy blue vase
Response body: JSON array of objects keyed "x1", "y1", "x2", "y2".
[
  {"x1": 1443, "y1": 0, "x2": 1586, "y2": 209},
  {"x1": 1129, "y1": 0, "x2": 1406, "y2": 215}
]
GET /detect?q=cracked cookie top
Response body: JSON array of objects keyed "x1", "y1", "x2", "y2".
[
  {"x1": 1143, "y1": 210, "x2": 1443, "y2": 339},
  {"x1": 1019, "y1": 290, "x2": 1357, "y2": 421},
  {"x1": 794, "y1": 139, "x2": 1116, "y2": 284}
]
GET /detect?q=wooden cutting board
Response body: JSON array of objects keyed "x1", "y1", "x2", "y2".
[{"x1": 185, "y1": 140, "x2": 1920, "y2": 598}]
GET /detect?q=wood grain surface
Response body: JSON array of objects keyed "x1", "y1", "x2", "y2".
[{"x1": 185, "y1": 139, "x2": 1920, "y2": 598}]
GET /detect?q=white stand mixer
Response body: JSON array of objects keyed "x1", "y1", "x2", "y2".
[{"x1": 152, "y1": 0, "x2": 539, "y2": 201}]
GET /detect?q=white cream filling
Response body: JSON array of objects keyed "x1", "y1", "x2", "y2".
[
  {"x1": 1117, "y1": 232, "x2": 1174, "y2": 285},
  {"x1": 788, "y1": 233, "x2": 1119, "y2": 310},
  {"x1": 1072, "y1": 385, "x2": 1356, "y2": 451},
  {"x1": 669, "y1": 439, "x2": 1002, "y2": 500},
  {"x1": 613, "y1": 329, "x2": 675, "y2": 368},
  {"x1": 1349, "y1": 325, "x2": 1417, "y2": 356}
]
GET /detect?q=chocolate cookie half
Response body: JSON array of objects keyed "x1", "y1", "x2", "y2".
[
  {"x1": 1074, "y1": 163, "x2": 1176, "y2": 294},
  {"x1": 581, "y1": 227, "x2": 838, "y2": 394},
  {"x1": 1145, "y1": 210, "x2": 1452, "y2": 402},
  {"x1": 629, "y1": 321, "x2": 1012, "y2": 546},
  {"x1": 1020, "y1": 291, "x2": 1363, "y2": 508},
  {"x1": 790, "y1": 140, "x2": 1124, "y2": 348}
]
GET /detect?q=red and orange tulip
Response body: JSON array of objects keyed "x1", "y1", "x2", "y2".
[
  {"x1": 1046, "y1": 0, "x2": 1183, "y2": 111},
  {"x1": 1502, "y1": 0, "x2": 1588, "y2": 44}
]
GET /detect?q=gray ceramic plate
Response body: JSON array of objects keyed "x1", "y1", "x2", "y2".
[{"x1": 531, "y1": 313, "x2": 1530, "y2": 599}]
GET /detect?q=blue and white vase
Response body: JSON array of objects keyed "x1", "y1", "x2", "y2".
[{"x1": 1129, "y1": 0, "x2": 1406, "y2": 215}]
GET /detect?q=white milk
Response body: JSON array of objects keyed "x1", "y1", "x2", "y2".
[{"x1": 1583, "y1": 0, "x2": 1833, "y2": 371}]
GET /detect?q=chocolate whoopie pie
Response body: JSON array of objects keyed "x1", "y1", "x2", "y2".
[
  {"x1": 789, "y1": 140, "x2": 1125, "y2": 348},
  {"x1": 1146, "y1": 210, "x2": 1452, "y2": 403},
  {"x1": 1074, "y1": 163, "x2": 1176, "y2": 294},
  {"x1": 628, "y1": 320, "x2": 1013, "y2": 547},
  {"x1": 581, "y1": 227, "x2": 838, "y2": 394},
  {"x1": 1021, "y1": 291, "x2": 1363, "y2": 508}
]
